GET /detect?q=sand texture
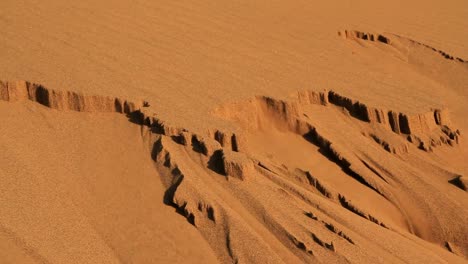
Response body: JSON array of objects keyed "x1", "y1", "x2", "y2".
[{"x1": 0, "y1": 0, "x2": 467, "y2": 263}]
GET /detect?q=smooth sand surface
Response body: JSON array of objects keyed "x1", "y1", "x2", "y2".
[{"x1": 0, "y1": 0, "x2": 467, "y2": 263}]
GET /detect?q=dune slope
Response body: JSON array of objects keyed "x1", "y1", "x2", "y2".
[{"x1": 1, "y1": 79, "x2": 467, "y2": 263}]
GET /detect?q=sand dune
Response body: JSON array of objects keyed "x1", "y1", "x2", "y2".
[{"x1": 1, "y1": 0, "x2": 467, "y2": 263}]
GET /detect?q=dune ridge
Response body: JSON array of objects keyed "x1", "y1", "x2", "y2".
[
  {"x1": 2, "y1": 80, "x2": 458, "y2": 161},
  {"x1": 339, "y1": 29, "x2": 467, "y2": 63},
  {"x1": 214, "y1": 89, "x2": 460, "y2": 154},
  {"x1": 0, "y1": 80, "x2": 142, "y2": 113}
]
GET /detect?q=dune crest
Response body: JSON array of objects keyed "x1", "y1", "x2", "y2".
[{"x1": 339, "y1": 29, "x2": 467, "y2": 63}]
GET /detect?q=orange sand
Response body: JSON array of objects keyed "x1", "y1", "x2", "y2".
[{"x1": 0, "y1": 0, "x2": 467, "y2": 263}]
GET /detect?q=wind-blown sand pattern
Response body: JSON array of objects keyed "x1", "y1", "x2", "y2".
[{"x1": 0, "y1": 0, "x2": 467, "y2": 263}]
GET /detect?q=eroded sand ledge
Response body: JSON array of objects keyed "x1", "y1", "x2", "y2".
[
  {"x1": 1, "y1": 80, "x2": 460, "y2": 155},
  {"x1": 1, "y1": 80, "x2": 466, "y2": 263}
]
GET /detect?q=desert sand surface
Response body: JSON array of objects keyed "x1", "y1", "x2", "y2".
[{"x1": 0, "y1": 0, "x2": 467, "y2": 263}]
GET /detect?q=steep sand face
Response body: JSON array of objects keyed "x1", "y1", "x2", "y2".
[
  {"x1": 0, "y1": 0, "x2": 467, "y2": 263},
  {"x1": 0, "y1": 99, "x2": 218, "y2": 263},
  {"x1": 1, "y1": 80, "x2": 467, "y2": 263}
]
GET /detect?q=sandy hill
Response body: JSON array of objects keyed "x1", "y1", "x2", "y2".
[{"x1": 0, "y1": 0, "x2": 467, "y2": 263}]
